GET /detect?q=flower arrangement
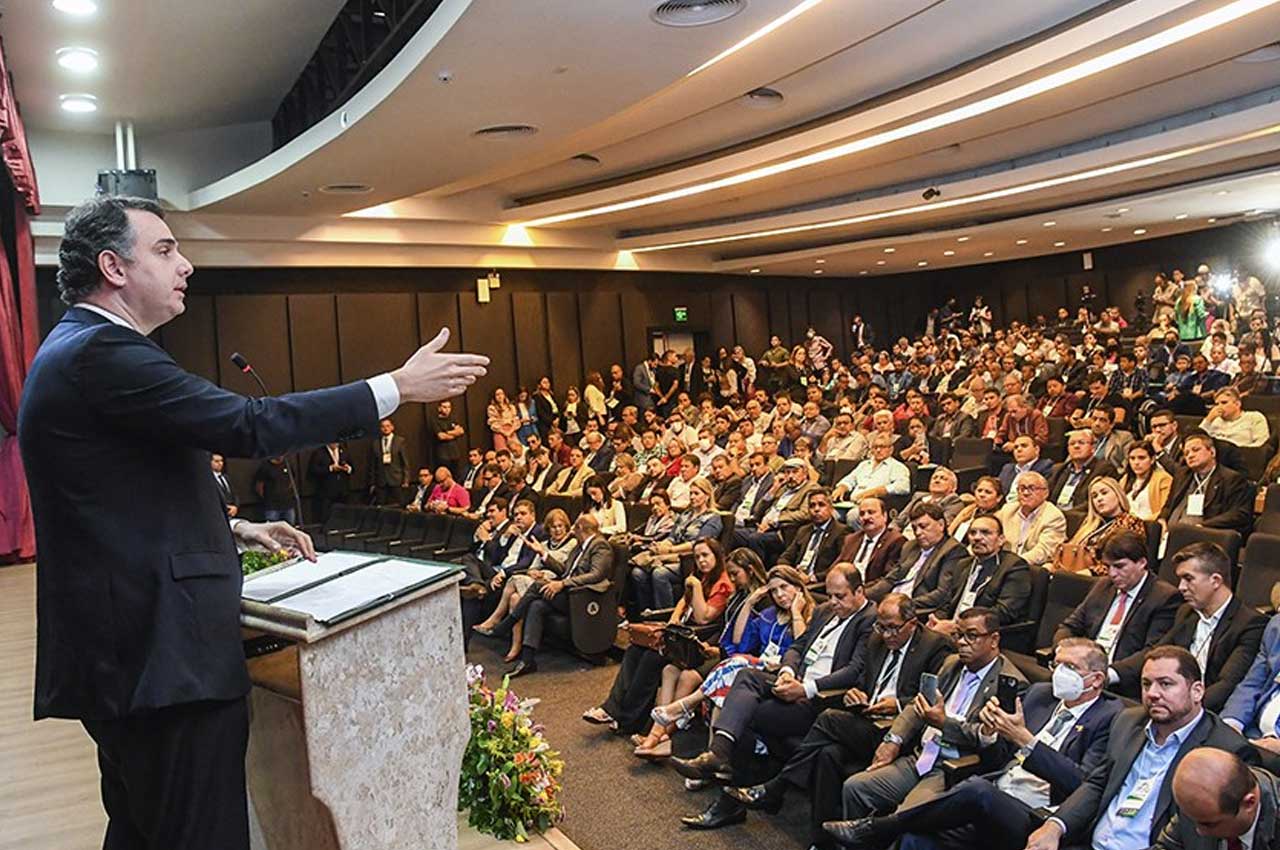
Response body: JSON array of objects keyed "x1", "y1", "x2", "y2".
[
  {"x1": 458, "y1": 665, "x2": 565, "y2": 842},
  {"x1": 240, "y1": 548, "x2": 292, "y2": 577}
]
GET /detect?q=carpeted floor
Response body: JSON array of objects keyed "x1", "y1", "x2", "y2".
[{"x1": 464, "y1": 636, "x2": 817, "y2": 850}]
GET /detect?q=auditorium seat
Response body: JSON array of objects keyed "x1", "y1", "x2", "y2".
[
  {"x1": 323, "y1": 505, "x2": 378, "y2": 550},
  {"x1": 1237, "y1": 533, "x2": 1280, "y2": 613},
  {"x1": 950, "y1": 438, "x2": 991, "y2": 493},
  {"x1": 391, "y1": 514, "x2": 449, "y2": 557},
  {"x1": 542, "y1": 542, "x2": 627, "y2": 660},
  {"x1": 354, "y1": 508, "x2": 407, "y2": 552},
  {"x1": 365, "y1": 510, "x2": 426, "y2": 554},
  {"x1": 1158, "y1": 523, "x2": 1242, "y2": 585},
  {"x1": 998, "y1": 563, "x2": 1049, "y2": 655}
]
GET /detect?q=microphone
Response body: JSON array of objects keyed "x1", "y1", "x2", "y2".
[{"x1": 229, "y1": 352, "x2": 305, "y2": 527}]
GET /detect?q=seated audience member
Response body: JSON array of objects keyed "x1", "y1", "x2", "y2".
[
  {"x1": 670, "y1": 564, "x2": 877, "y2": 789},
  {"x1": 1108, "y1": 350, "x2": 1147, "y2": 408},
  {"x1": 949, "y1": 475, "x2": 1004, "y2": 542},
  {"x1": 634, "y1": 456, "x2": 671, "y2": 503},
  {"x1": 488, "y1": 513, "x2": 613, "y2": 677},
  {"x1": 709, "y1": 453, "x2": 744, "y2": 512},
  {"x1": 1035, "y1": 375, "x2": 1078, "y2": 419},
  {"x1": 629, "y1": 477, "x2": 723, "y2": 611},
  {"x1": 776, "y1": 489, "x2": 851, "y2": 581},
  {"x1": 998, "y1": 435, "x2": 1054, "y2": 503},
  {"x1": 1054, "y1": 531, "x2": 1181, "y2": 665},
  {"x1": 1021, "y1": 647, "x2": 1254, "y2": 850},
  {"x1": 1054, "y1": 476, "x2": 1146, "y2": 574},
  {"x1": 474, "y1": 506, "x2": 575, "y2": 660},
  {"x1": 581, "y1": 430, "x2": 614, "y2": 473},
  {"x1": 639, "y1": 561, "x2": 809, "y2": 760},
  {"x1": 975, "y1": 388, "x2": 1005, "y2": 441},
  {"x1": 1201, "y1": 386, "x2": 1271, "y2": 448},
  {"x1": 929, "y1": 392, "x2": 977, "y2": 441},
  {"x1": 1088, "y1": 407, "x2": 1134, "y2": 471},
  {"x1": 692, "y1": 426, "x2": 726, "y2": 471},
  {"x1": 581, "y1": 475, "x2": 626, "y2": 536},
  {"x1": 869, "y1": 502, "x2": 968, "y2": 603},
  {"x1": 1223, "y1": 611, "x2": 1280, "y2": 760},
  {"x1": 732, "y1": 458, "x2": 817, "y2": 564},
  {"x1": 1158, "y1": 432, "x2": 1253, "y2": 537},
  {"x1": 631, "y1": 490, "x2": 676, "y2": 544},
  {"x1": 607, "y1": 452, "x2": 644, "y2": 502},
  {"x1": 460, "y1": 497, "x2": 540, "y2": 592},
  {"x1": 1119, "y1": 440, "x2": 1173, "y2": 521},
  {"x1": 836, "y1": 496, "x2": 905, "y2": 583},
  {"x1": 918, "y1": 515, "x2": 1031, "y2": 634},
  {"x1": 665, "y1": 454, "x2": 700, "y2": 511},
  {"x1": 731, "y1": 451, "x2": 775, "y2": 526},
  {"x1": 996, "y1": 471, "x2": 1067, "y2": 568},
  {"x1": 1070, "y1": 372, "x2": 1127, "y2": 430},
  {"x1": 722, "y1": 594, "x2": 950, "y2": 843},
  {"x1": 829, "y1": 607, "x2": 1027, "y2": 836},
  {"x1": 1047, "y1": 430, "x2": 1116, "y2": 510},
  {"x1": 1111, "y1": 542, "x2": 1266, "y2": 711},
  {"x1": 820, "y1": 411, "x2": 869, "y2": 463},
  {"x1": 583, "y1": 538, "x2": 735, "y2": 733},
  {"x1": 1167, "y1": 352, "x2": 1230, "y2": 415},
  {"x1": 791, "y1": 436, "x2": 824, "y2": 483},
  {"x1": 831, "y1": 433, "x2": 911, "y2": 505},
  {"x1": 418, "y1": 466, "x2": 471, "y2": 515},
  {"x1": 465, "y1": 462, "x2": 511, "y2": 519},
  {"x1": 997, "y1": 393, "x2": 1050, "y2": 454},
  {"x1": 1147, "y1": 407, "x2": 1187, "y2": 472},
  {"x1": 894, "y1": 417, "x2": 942, "y2": 466},
  {"x1": 1159, "y1": 749, "x2": 1279, "y2": 850},
  {"x1": 632, "y1": 428, "x2": 664, "y2": 468},
  {"x1": 524, "y1": 447, "x2": 560, "y2": 494},
  {"x1": 459, "y1": 446, "x2": 485, "y2": 490},
  {"x1": 824, "y1": 638, "x2": 1121, "y2": 850},
  {"x1": 544, "y1": 446, "x2": 593, "y2": 498},
  {"x1": 893, "y1": 467, "x2": 964, "y2": 536},
  {"x1": 210, "y1": 453, "x2": 238, "y2": 518}
]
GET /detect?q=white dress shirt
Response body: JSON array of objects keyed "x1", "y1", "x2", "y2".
[
  {"x1": 996, "y1": 697, "x2": 1097, "y2": 809},
  {"x1": 1191, "y1": 594, "x2": 1232, "y2": 673}
]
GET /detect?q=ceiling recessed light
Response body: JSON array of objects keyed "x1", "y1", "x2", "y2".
[
  {"x1": 1116, "y1": 207, "x2": 1130, "y2": 214},
  {"x1": 983, "y1": 251, "x2": 995, "y2": 257},
  {"x1": 917, "y1": 261, "x2": 928, "y2": 267},
  {"x1": 52, "y1": 0, "x2": 97, "y2": 16},
  {"x1": 876, "y1": 260, "x2": 886, "y2": 265},
  {"x1": 652, "y1": 0, "x2": 744, "y2": 27},
  {"x1": 943, "y1": 250, "x2": 955, "y2": 256},
  {"x1": 749, "y1": 268, "x2": 761, "y2": 274},
  {"x1": 1174, "y1": 213, "x2": 1188, "y2": 220},
  {"x1": 1216, "y1": 190, "x2": 1231, "y2": 196},
  {"x1": 1054, "y1": 241, "x2": 1066, "y2": 247},
  {"x1": 859, "y1": 270, "x2": 868, "y2": 275},
  {"x1": 373, "y1": 9, "x2": 387, "y2": 17},
  {"x1": 56, "y1": 47, "x2": 99, "y2": 74},
  {"x1": 1101, "y1": 226, "x2": 1114, "y2": 232},
  {"x1": 1016, "y1": 239, "x2": 1028, "y2": 245},
  {"x1": 957, "y1": 236, "x2": 971, "y2": 242},
  {"x1": 1133, "y1": 228, "x2": 1147, "y2": 235},
  {"x1": 58, "y1": 93, "x2": 97, "y2": 114},
  {"x1": 1042, "y1": 221, "x2": 1057, "y2": 227},
  {"x1": 813, "y1": 269, "x2": 824, "y2": 275},
  {"x1": 883, "y1": 247, "x2": 895, "y2": 254},
  {"x1": 1208, "y1": 217, "x2": 1218, "y2": 223},
  {"x1": 815, "y1": 258, "x2": 826, "y2": 264},
  {"x1": 570, "y1": 153, "x2": 602, "y2": 166}
]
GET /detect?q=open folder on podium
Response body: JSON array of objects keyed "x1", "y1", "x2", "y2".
[{"x1": 243, "y1": 550, "x2": 462, "y2": 625}]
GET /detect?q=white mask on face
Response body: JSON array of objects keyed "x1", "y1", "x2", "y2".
[
  {"x1": 1051, "y1": 664, "x2": 1086, "y2": 702},
  {"x1": 700, "y1": 437, "x2": 713, "y2": 450}
]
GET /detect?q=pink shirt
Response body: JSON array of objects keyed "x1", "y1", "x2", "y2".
[{"x1": 428, "y1": 483, "x2": 471, "y2": 510}]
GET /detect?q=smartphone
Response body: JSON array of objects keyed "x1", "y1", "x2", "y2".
[
  {"x1": 919, "y1": 672, "x2": 939, "y2": 704},
  {"x1": 997, "y1": 674, "x2": 1019, "y2": 714}
]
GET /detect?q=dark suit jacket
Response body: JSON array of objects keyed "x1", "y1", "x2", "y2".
[
  {"x1": 212, "y1": 470, "x2": 238, "y2": 510},
  {"x1": 998, "y1": 458, "x2": 1055, "y2": 497},
  {"x1": 837, "y1": 527, "x2": 906, "y2": 583},
  {"x1": 854, "y1": 627, "x2": 951, "y2": 710},
  {"x1": 866, "y1": 535, "x2": 968, "y2": 604},
  {"x1": 1054, "y1": 573, "x2": 1182, "y2": 663},
  {"x1": 929, "y1": 412, "x2": 976, "y2": 441},
  {"x1": 926, "y1": 550, "x2": 1031, "y2": 626},
  {"x1": 781, "y1": 600, "x2": 878, "y2": 694},
  {"x1": 18, "y1": 307, "x2": 377, "y2": 719},
  {"x1": 713, "y1": 474, "x2": 744, "y2": 513},
  {"x1": 733, "y1": 471, "x2": 775, "y2": 522},
  {"x1": 478, "y1": 521, "x2": 543, "y2": 574},
  {"x1": 368, "y1": 433, "x2": 410, "y2": 487},
  {"x1": 1154, "y1": 766, "x2": 1280, "y2": 850},
  {"x1": 1036, "y1": 393, "x2": 1079, "y2": 419},
  {"x1": 1113, "y1": 596, "x2": 1268, "y2": 711},
  {"x1": 1053, "y1": 706, "x2": 1255, "y2": 845},
  {"x1": 561, "y1": 534, "x2": 615, "y2": 592},
  {"x1": 1047, "y1": 458, "x2": 1116, "y2": 509},
  {"x1": 777, "y1": 519, "x2": 850, "y2": 580},
  {"x1": 585, "y1": 445, "x2": 614, "y2": 474},
  {"x1": 1159, "y1": 463, "x2": 1254, "y2": 536},
  {"x1": 307, "y1": 445, "x2": 352, "y2": 500},
  {"x1": 459, "y1": 461, "x2": 485, "y2": 489}
]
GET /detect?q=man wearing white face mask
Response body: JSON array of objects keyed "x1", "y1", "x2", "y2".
[
  {"x1": 823, "y1": 638, "x2": 1121, "y2": 850},
  {"x1": 692, "y1": 425, "x2": 726, "y2": 470}
]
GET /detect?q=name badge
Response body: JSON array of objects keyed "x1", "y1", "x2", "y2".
[
  {"x1": 1116, "y1": 777, "x2": 1157, "y2": 818},
  {"x1": 1057, "y1": 482, "x2": 1077, "y2": 507},
  {"x1": 761, "y1": 642, "x2": 782, "y2": 667},
  {"x1": 1187, "y1": 493, "x2": 1205, "y2": 516},
  {"x1": 382, "y1": 451, "x2": 393, "y2": 464}
]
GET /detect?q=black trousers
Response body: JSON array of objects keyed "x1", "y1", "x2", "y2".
[
  {"x1": 891, "y1": 777, "x2": 1044, "y2": 850},
  {"x1": 714, "y1": 669, "x2": 823, "y2": 788},
  {"x1": 81, "y1": 697, "x2": 250, "y2": 850},
  {"x1": 774, "y1": 707, "x2": 883, "y2": 845},
  {"x1": 513, "y1": 589, "x2": 570, "y2": 651},
  {"x1": 601, "y1": 644, "x2": 666, "y2": 733}
]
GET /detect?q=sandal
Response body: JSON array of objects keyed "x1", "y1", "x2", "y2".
[
  {"x1": 581, "y1": 706, "x2": 614, "y2": 725},
  {"x1": 651, "y1": 700, "x2": 693, "y2": 728},
  {"x1": 633, "y1": 738, "x2": 672, "y2": 760}
]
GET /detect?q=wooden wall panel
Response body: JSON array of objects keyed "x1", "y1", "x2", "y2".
[
  {"x1": 732, "y1": 291, "x2": 769, "y2": 355},
  {"x1": 460, "y1": 288, "x2": 517, "y2": 448},
  {"x1": 577, "y1": 290, "x2": 624, "y2": 375},
  {"x1": 1027, "y1": 276, "x2": 1068, "y2": 324},
  {"x1": 620, "y1": 291, "x2": 650, "y2": 368},
  {"x1": 808, "y1": 291, "x2": 843, "y2": 362},
  {"x1": 215, "y1": 294, "x2": 293, "y2": 395},
  {"x1": 709, "y1": 292, "x2": 735, "y2": 354},
  {"x1": 1002, "y1": 283, "x2": 1028, "y2": 333},
  {"x1": 416, "y1": 291, "x2": 476, "y2": 456},
  {"x1": 546, "y1": 292, "x2": 584, "y2": 395},
  {"x1": 287, "y1": 295, "x2": 339, "y2": 392},
  {"x1": 160, "y1": 295, "x2": 218, "y2": 384},
  {"x1": 767, "y1": 289, "x2": 790, "y2": 342},
  {"x1": 788, "y1": 290, "x2": 810, "y2": 346},
  {"x1": 511, "y1": 292, "x2": 550, "y2": 390}
]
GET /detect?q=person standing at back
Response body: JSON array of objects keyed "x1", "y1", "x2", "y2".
[{"x1": 17, "y1": 196, "x2": 488, "y2": 850}]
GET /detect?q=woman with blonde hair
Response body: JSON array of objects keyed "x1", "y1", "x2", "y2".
[
  {"x1": 1118, "y1": 441, "x2": 1172, "y2": 520},
  {"x1": 486, "y1": 387, "x2": 519, "y2": 451},
  {"x1": 1055, "y1": 476, "x2": 1146, "y2": 575},
  {"x1": 1175, "y1": 279, "x2": 1207, "y2": 341}
]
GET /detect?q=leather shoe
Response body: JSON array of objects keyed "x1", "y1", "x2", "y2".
[
  {"x1": 507, "y1": 660, "x2": 538, "y2": 678},
  {"x1": 822, "y1": 817, "x2": 880, "y2": 847},
  {"x1": 724, "y1": 781, "x2": 784, "y2": 813},
  {"x1": 680, "y1": 798, "x2": 746, "y2": 830},
  {"x1": 670, "y1": 751, "x2": 730, "y2": 782}
]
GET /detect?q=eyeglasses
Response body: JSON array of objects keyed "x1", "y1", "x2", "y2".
[
  {"x1": 954, "y1": 630, "x2": 994, "y2": 644},
  {"x1": 873, "y1": 621, "x2": 910, "y2": 636}
]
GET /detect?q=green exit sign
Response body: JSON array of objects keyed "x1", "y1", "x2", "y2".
[{"x1": 673, "y1": 305, "x2": 689, "y2": 323}]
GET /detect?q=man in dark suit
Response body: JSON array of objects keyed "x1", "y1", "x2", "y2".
[
  {"x1": 1157, "y1": 750, "x2": 1280, "y2": 850},
  {"x1": 1036, "y1": 375, "x2": 1079, "y2": 419},
  {"x1": 917, "y1": 515, "x2": 1031, "y2": 633},
  {"x1": 1054, "y1": 531, "x2": 1181, "y2": 665},
  {"x1": 458, "y1": 446, "x2": 485, "y2": 490},
  {"x1": 824, "y1": 638, "x2": 1122, "y2": 850},
  {"x1": 929, "y1": 393, "x2": 976, "y2": 441},
  {"x1": 672, "y1": 564, "x2": 877, "y2": 795},
  {"x1": 998, "y1": 435, "x2": 1055, "y2": 500},
  {"x1": 836, "y1": 496, "x2": 905, "y2": 583},
  {"x1": 1112, "y1": 542, "x2": 1266, "y2": 711},
  {"x1": 835, "y1": 608, "x2": 1028, "y2": 827},
  {"x1": 868, "y1": 502, "x2": 967, "y2": 604},
  {"x1": 723, "y1": 593, "x2": 950, "y2": 844},
  {"x1": 1021, "y1": 647, "x2": 1255, "y2": 850},
  {"x1": 1159, "y1": 432, "x2": 1254, "y2": 537},
  {"x1": 777, "y1": 489, "x2": 850, "y2": 581},
  {"x1": 17, "y1": 196, "x2": 487, "y2": 850},
  {"x1": 709, "y1": 453, "x2": 744, "y2": 513},
  {"x1": 210, "y1": 453, "x2": 237, "y2": 517},
  {"x1": 465, "y1": 462, "x2": 512, "y2": 519},
  {"x1": 368, "y1": 417, "x2": 410, "y2": 505},
  {"x1": 890, "y1": 467, "x2": 964, "y2": 535},
  {"x1": 307, "y1": 441, "x2": 352, "y2": 523},
  {"x1": 730, "y1": 451, "x2": 774, "y2": 527},
  {"x1": 1046, "y1": 429, "x2": 1116, "y2": 510},
  {"x1": 733, "y1": 458, "x2": 817, "y2": 564}
]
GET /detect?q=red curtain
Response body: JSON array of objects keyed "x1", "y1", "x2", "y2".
[{"x1": 0, "y1": 33, "x2": 40, "y2": 561}]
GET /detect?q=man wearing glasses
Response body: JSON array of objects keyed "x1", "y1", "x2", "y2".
[
  {"x1": 823, "y1": 638, "x2": 1120, "y2": 850},
  {"x1": 723, "y1": 593, "x2": 951, "y2": 847},
  {"x1": 996, "y1": 471, "x2": 1067, "y2": 569},
  {"x1": 827, "y1": 607, "x2": 1027, "y2": 841},
  {"x1": 920, "y1": 515, "x2": 1031, "y2": 638}
]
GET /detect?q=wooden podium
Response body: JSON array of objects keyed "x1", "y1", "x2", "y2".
[{"x1": 240, "y1": 557, "x2": 468, "y2": 850}]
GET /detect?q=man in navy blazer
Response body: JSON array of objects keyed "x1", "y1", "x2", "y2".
[
  {"x1": 997, "y1": 435, "x2": 1055, "y2": 504},
  {"x1": 823, "y1": 638, "x2": 1121, "y2": 850},
  {"x1": 17, "y1": 197, "x2": 487, "y2": 850},
  {"x1": 1223, "y1": 612, "x2": 1280, "y2": 754}
]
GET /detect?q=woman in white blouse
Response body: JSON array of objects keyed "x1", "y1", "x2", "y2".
[{"x1": 583, "y1": 475, "x2": 627, "y2": 536}]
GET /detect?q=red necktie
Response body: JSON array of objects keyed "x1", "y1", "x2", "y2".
[{"x1": 1110, "y1": 592, "x2": 1128, "y2": 626}]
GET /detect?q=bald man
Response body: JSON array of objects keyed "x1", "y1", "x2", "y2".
[{"x1": 1155, "y1": 749, "x2": 1279, "y2": 850}]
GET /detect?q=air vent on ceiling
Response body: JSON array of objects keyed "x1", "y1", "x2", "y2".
[
  {"x1": 742, "y1": 87, "x2": 784, "y2": 108},
  {"x1": 571, "y1": 153, "x2": 602, "y2": 165},
  {"x1": 473, "y1": 124, "x2": 539, "y2": 138},
  {"x1": 318, "y1": 183, "x2": 373, "y2": 194},
  {"x1": 652, "y1": 0, "x2": 745, "y2": 28}
]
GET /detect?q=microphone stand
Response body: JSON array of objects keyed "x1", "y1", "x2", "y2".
[{"x1": 230, "y1": 352, "x2": 305, "y2": 527}]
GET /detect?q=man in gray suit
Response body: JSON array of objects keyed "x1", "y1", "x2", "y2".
[
  {"x1": 368, "y1": 417, "x2": 411, "y2": 504},
  {"x1": 1156, "y1": 749, "x2": 1279, "y2": 850}
]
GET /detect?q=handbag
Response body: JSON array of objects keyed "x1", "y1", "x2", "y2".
[
  {"x1": 660, "y1": 623, "x2": 709, "y2": 670},
  {"x1": 1054, "y1": 541, "x2": 1095, "y2": 574},
  {"x1": 626, "y1": 621, "x2": 666, "y2": 651}
]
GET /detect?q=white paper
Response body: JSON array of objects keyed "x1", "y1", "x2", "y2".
[
  {"x1": 242, "y1": 550, "x2": 376, "y2": 602},
  {"x1": 272, "y1": 558, "x2": 455, "y2": 624}
]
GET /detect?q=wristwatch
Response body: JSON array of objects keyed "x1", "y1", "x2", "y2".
[{"x1": 883, "y1": 732, "x2": 904, "y2": 746}]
